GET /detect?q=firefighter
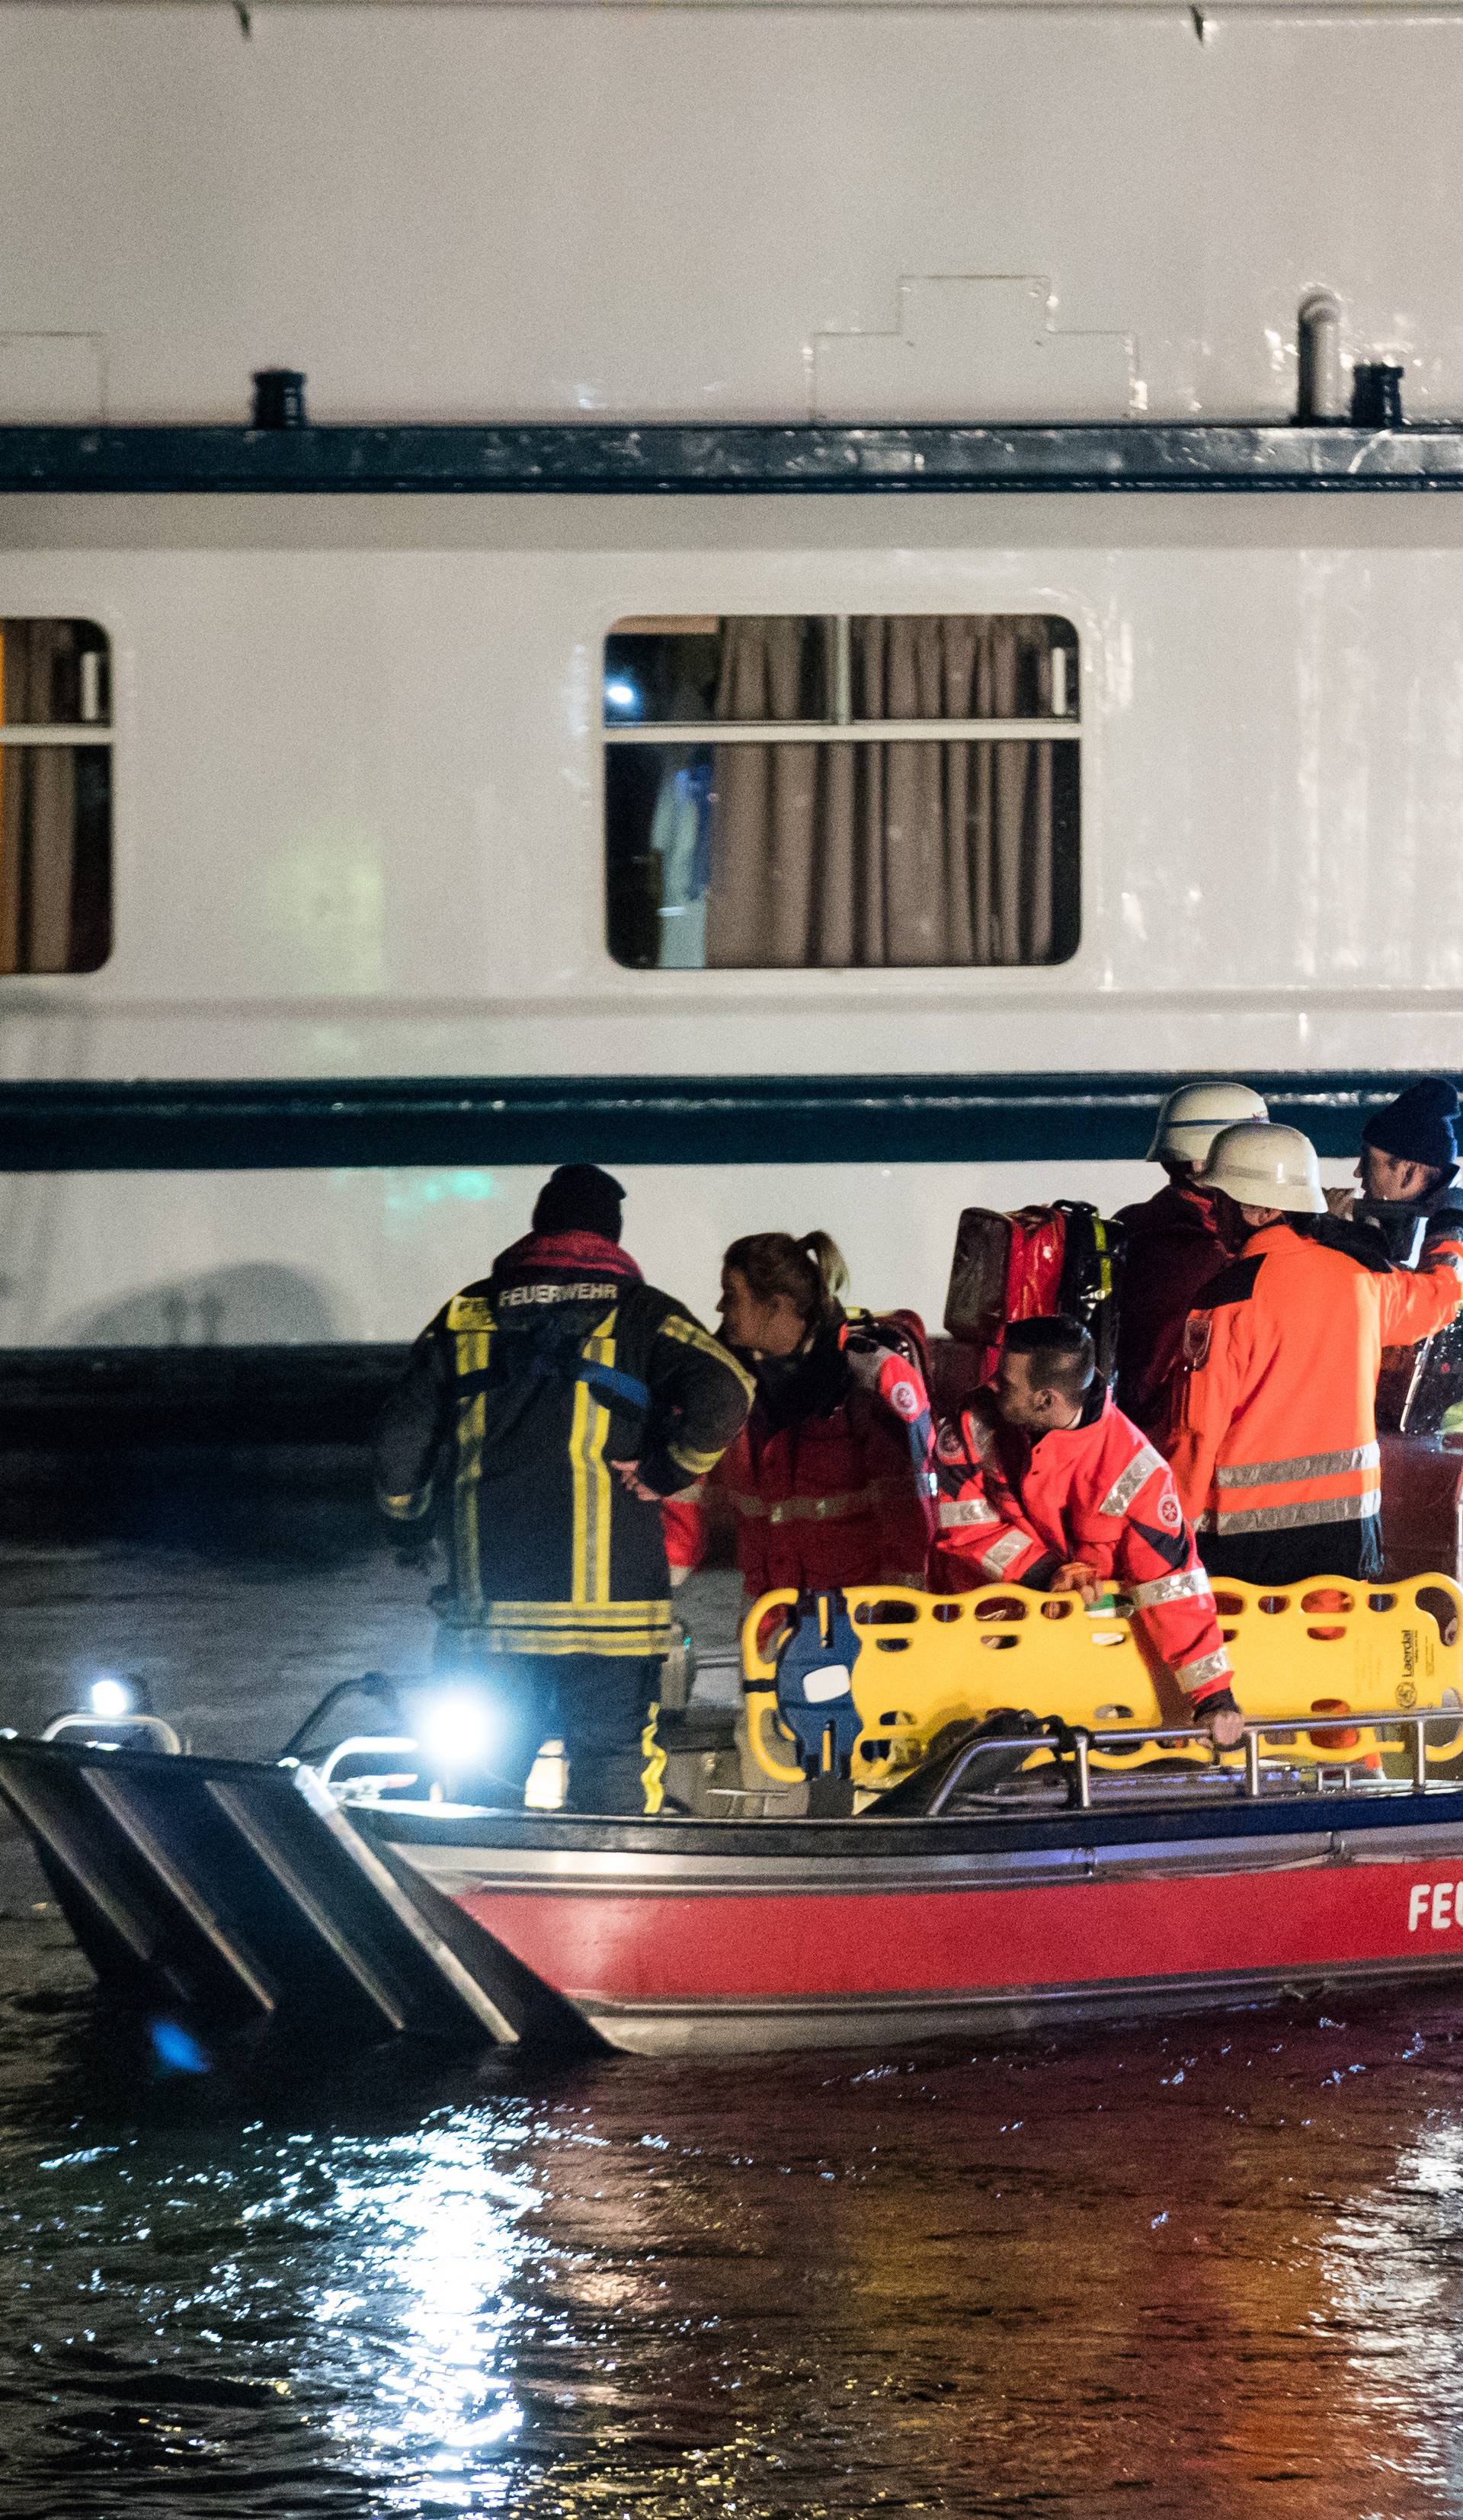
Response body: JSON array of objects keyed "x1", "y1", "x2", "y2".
[
  {"x1": 1114, "y1": 1080, "x2": 1269, "y2": 1438},
  {"x1": 374, "y1": 1164, "x2": 752, "y2": 1814},
  {"x1": 928, "y1": 1315, "x2": 1242, "y2": 1745},
  {"x1": 662, "y1": 1231, "x2": 936, "y2": 1606},
  {"x1": 1167, "y1": 1121, "x2": 1463, "y2": 1585},
  {"x1": 1327, "y1": 1077, "x2": 1463, "y2": 1266}
]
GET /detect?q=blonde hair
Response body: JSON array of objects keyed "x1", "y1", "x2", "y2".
[{"x1": 722, "y1": 1230, "x2": 849, "y2": 1328}]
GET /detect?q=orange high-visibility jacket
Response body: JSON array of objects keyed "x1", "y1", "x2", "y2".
[{"x1": 1167, "y1": 1220, "x2": 1463, "y2": 1543}]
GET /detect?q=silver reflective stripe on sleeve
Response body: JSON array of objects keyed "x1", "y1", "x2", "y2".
[
  {"x1": 1179, "y1": 1647, "x2": 1233, "y2": 1690},
  {"x1": 1212, "y1": 1491, "x2": 1381, "y2": 1536},
  {"x1": 1215, "y1": 1443, "x2": 1381, "y2": 1490},
  {"x1": 1130, "y1": 1567, "x2": 1214, "y2": 1610},
  {"x1": 981, "y1": 1529, "x2": 1034, "y2": 1576},
  {"x1": 1098, "y1": 1443, "x2": 1167, "y2": 1519},
  {"x1": 939, "y1": 1497, "x2": 1001, "y2": 1529}
]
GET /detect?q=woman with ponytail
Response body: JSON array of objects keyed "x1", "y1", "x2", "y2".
[{"x1": 663, "y1": 1230, "x2": 936, "y2": 1604}]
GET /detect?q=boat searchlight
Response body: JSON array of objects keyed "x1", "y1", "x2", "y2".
[{"x1": 421, "y1": 1687, "x2": 493, "y2": 1778}]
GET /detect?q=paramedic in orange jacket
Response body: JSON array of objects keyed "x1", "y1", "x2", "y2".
[
  {"x1": 1167, "y1": 1121, "x2": 1463, "y2": 1586},
  {"x1": 663, "y1": 1231, "x2": 936, "y2": 1604},
  {"x1": 930, "y1": 1315, "x2": 1243, "y2": 1745}
]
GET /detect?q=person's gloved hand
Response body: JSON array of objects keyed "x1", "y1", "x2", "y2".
[{"x1": 1191, "y1": 1683, "x2": 1244, "y2": 1750}]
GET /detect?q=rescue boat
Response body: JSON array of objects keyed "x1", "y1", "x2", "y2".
[
  {"x1": 8, "y1": 1574, "x2": 1463, "y2": 2059},
  {"x1": 351, "y1": 1754, "x2": 1463, "y2": 2055}
]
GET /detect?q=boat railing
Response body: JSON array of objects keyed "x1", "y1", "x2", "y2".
[
  {"x1": 37, "y1": 1710, "x2": 184, "y2": 1756},
  {"x1": 312, "y1": 1734, "x2": 421, "y2": 1793},
  {"x1": 930, "y1": 1706, "x2": 1463, "y2": 1817}
]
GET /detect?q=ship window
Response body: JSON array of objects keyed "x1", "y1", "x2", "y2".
[
  {"x1": 603, "y1": 613, "x2": 1079, "y2": 972},
  {"x1": 0, "y1": 620, "x2": 113, "y2": 974}
]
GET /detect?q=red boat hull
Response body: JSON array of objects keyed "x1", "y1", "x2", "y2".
[{"x1": 380, "y1": 1815, "x2": 1463, "y2": 2054}]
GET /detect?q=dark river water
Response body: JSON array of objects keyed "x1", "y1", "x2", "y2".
[
  {"x1": 8, "y1": 1534, "x2": 1463, "y2": 2515},
  {"x1": 9, "y1": 1901, "x2": 1463, "y2": 2520}
]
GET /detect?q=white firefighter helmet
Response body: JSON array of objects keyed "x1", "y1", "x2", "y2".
[
  {"x1": 1146, "y1": 1080, "x2": 1269, "y2": 1165},
  {"x1": 1199, "y1": 1122, "x2": 1327, "y2": 1215}
]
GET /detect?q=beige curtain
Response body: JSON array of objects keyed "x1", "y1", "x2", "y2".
[
  {"x1": 0, "y1": 621, "x2": 80, "y2": 975},
  {"x1": 704, "y1": 615, "x2": 1060, "y2": 969}
]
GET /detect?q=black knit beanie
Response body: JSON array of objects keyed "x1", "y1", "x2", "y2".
[
  {"x1": 531, "y1": 1163, "x2": 626, "y2": 1241},
  {"x1": 1361, "y1": 1078, "x2": 1460, "y2": 1180}
]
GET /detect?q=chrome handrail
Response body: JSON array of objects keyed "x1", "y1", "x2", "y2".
[
  {"x1": 927, "y1": 1705, "x2": 1463, "y2": 1815},
  {"x1": 312, "y1": 1734, "x2": 421, "y2": 1792},
  {"x1": 40, "y1": 1711, "x2": 183, "y2": 1756}
]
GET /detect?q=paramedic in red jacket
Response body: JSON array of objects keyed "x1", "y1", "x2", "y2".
[
  {"x1": 1115, "y1": 1080, "x2": 1268, "y2": 1438},
  {"x1": 663, "y1": 1231, "x2": 936, "y2": 1603},
  {"x1": 929, "y1": 1315, "x2": 1243, "y2": 1746}
]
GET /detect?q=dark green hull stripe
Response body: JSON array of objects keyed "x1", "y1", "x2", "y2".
[
  {"x1": 0, "y1": 1073, "x2": 1438, "y2": 1171},
  {"x1": 5, "y1": 421, "x2": 1463, "y2": 498}
]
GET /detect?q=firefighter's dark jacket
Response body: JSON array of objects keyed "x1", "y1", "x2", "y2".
[{"x1": 375, "y1": 1230, "x2": 753, "y2": 1658}]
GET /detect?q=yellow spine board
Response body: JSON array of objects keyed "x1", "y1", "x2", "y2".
[{"x1": 740, "y1": 1576, "x2": 1463, "y2": 1789}]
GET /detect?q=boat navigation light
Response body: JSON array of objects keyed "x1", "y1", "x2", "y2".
[
  {"x1": 90, "y1": 1676, "x2": 133, "y2": 1720},
  {"x1": 421, "y1": 1686, "x2": 491, "y2": 1774}
]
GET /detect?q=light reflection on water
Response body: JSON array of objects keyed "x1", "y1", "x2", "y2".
[
  {"x1": 8, "y1": 1904, "x2": 1463, "y2": 2517},
  {"x1": 319, "y1": 2128, "x2": 536, "y2": 2506}
]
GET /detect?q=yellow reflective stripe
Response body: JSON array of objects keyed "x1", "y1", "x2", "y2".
[
  {"x1": 453, "y1": 1319, "x2": 492, "y2": 1619},
  {"x1": 379, "y1": 1486, "x2": 433, "y2": 1523},
  {"x1": 495, "y1": 1625, "x2": 671, "y2": 1641},
  {"x1": 567, "y1": 1311, "x2": 616, "y2": 1606},
  {"x1": 1098, "y1": 1443, "x2": 1166, "y2": 1519},
  {"x1": 472, "y1": 1619, "x2": 675, "y2": 1657},
  {"x1": 1179, "y1": 1647, "x2": 1233, "y2": 1689},
  {"x1": 484, "y1": 1631, "x2": 674, "y2": 1657},
  {"x1": 1215, "y1": 1443, "x2": 1380, "y2": 1490},
  {"x1": 1131, "y1": 1567, "x2": 1212, "y2": 1610},
  {"x1": 733, "y1": 1476, "x2": 915, "y2": 1527},
  {"x1": 568, "y1": 1366, "x2": 591, "y2": 1605},
  {"x1": 641, "y1": 1700, "x2": 666, "y2": 1816},
  {"x1": 465, "y1": 1596, "x2": 673, "y2": 1624},
  {"x1": 657, "y1": 1311, "x2": 755, "y2": 1398},
  {"x1": 668, "y1": 1438, "x2": 727, "y2": 1478},
  {"x1": 592, "y1": 1323, "x2": 616, "y2": 1603},
  {"x1": 767, "y1": 1491, "x2": 875, "y2": 1526},
  {"x1": 981, "y1": 1529, "x2": 1036, "y2": 1576},
  {"x1": 446, "y1": 1295, "x2": 495, "y2": 1330},
  {"x1": 1206, "y1": 1492, "x2": 1381, "y2": 1536},
  {"x1": 938, "y1": 1496, "x2": 1001, "y2": 1529},
  {"x1": 1093, "y1": 1215, "x2": 1113, "y2": 1302}
]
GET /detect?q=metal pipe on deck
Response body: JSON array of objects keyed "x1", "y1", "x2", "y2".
[{"x1": 1298, "y1": 290, "x2": 1346, "y2": 423}]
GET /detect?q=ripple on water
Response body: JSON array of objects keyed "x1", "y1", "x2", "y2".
[{"x1": 6, "y1": 1898, "x2": 1463, "y2": 2517}]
